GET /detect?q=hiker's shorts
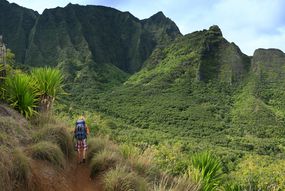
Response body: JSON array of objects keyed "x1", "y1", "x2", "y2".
[{"x1": 75, "y1": 139, "x2": 88, "y2": 151}]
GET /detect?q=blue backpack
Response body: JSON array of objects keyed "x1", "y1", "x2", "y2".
[{"x1": 75, "y1": 119, "x2": 87, "y2": 140}]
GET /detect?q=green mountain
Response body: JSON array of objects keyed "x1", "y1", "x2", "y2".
[
  {"x1": 0, "y1": 0, "x2": 181, "y2": 103},
  {"x1": 90, "y1": 26, "x2": 285, "y2": 170}
]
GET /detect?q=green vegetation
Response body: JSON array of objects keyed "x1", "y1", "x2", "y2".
[
  {"x1": 3, "y1": 73, "x2": 38, "y2": 118},
  {"x1": 31, "y1": 67, "x2": 65, "y2": 112},
  {"x1": 87, "y1": 136, "x2": 200, "y2": 191},
  {"x1": 189, "y1": 152, "x2": 223, "y2": 191},
  {"x1": 1, "y1": 1, "x2": 285, "y2": 189}
]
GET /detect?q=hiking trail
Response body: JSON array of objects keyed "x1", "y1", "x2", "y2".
[{"x1": 30, "y1": 160, "x2": 103, "y2": 191}]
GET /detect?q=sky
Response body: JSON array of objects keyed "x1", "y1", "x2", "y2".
[{"x1": 7, "y1": 0, "x2": 285, "y2": 56}]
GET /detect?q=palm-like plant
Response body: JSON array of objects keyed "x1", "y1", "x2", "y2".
[
  {"x1": 4, "y1": 73, "x2": 38, "y2": 118},
  {"x1": 189, "y1": 151, "x2": 223, "y2": 191},
  {"x1": 31, "y1": 67, "x2": 65, "y2": 112}
]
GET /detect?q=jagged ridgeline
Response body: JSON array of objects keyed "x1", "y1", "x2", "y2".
[{"x1": 0, "y1": 0, "x2": 180, "y2": 83}]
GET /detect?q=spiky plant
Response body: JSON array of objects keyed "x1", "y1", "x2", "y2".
[
  {"x1": 31, "y1": 67, "x2": 65, "y2": 112},
  {"x1": 189, "y1": 151, "x2": 223, "y2": 191},
  {"x1": 3, "y1": 73, "x2": 38, "y2": 118}
]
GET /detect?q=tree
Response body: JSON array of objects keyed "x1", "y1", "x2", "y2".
[{"x1": 31, "y1": 67, "x2": 65, "y2": 112}]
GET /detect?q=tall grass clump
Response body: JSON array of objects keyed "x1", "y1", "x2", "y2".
[
  {"x1": 87, "y1": 137, "x2": 110, "y2": 162},
  {"x1": 32, "y1": 126, "x2": 73, "y2": 158},
  {"x1": 0, "y1": 146, "x2": 13, "y2": 191},
  {"x1": 31, "y1": 67, "x2": 65, "y2": 112},
  {"x1": 30, "y1": 141, "x2": 65, "y2": 168},
  {"x1": 3, "y1": 73, "x2": 38, "y2": 118},
  {"x1": 12, "y1": 148, "x2": 30, "y2": 189},
  {"x1": 119, "y1": 144, "x2": 140, "y2": 159},
  {"x1": 153, "y1": 175, "x2": 200, "y2": 191},
  {"x1": 90, "y1": 149, "x2": 122, "y2": 177},
  {"x1": 189, "y1": 151, "x2": 223, "y2": 191},
  {"x1": 129, "y1": 148, "x2": 161, "y2": 180},
  {"x1": 103, "y1": 166, "x2": 149, "y2": 191}
]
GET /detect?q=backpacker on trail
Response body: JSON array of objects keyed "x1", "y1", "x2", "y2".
[
  {"x1": 75, "y1": 117, "x2": 87, "y2": 140},
  {"x1": 74, "y1": 115, "x2": 90, "y2": 164}
]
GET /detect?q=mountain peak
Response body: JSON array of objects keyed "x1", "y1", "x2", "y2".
[
  {"x1": 208, "y1": 25, "x2": 223, "y2": 36},
  {"x1": 149, "y1": 11, "x2": 166, "y2": 20}
]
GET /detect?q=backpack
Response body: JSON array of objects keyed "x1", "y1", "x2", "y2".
[{"x1": 74, "y1": 119, "x2": 87, "y2": 140}]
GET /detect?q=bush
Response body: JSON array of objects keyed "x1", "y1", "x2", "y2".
[
  {"x1": 189, "y1": 151, "x2": 223, "y2": 191},
  {"x1": 90, "y1": 149, "x2": 122, "y2": 177},
  {"x1": 31, "y1": 67, "x2": 65, "y2": 112},
  {"x1": 29, "y1": 141, "x2": 65, "y2": 168},
  {"x1": 3, "y1": 73, "x2": 38, "y2": 118},
  {"x1": 103, "y1": 166, "x2": 149, "y2": 191}
]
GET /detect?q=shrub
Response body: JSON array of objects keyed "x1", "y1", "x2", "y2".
[
  {"x1": 3, "y1": 73, "x2": 38, "y2": 118},
  {"x1": 31, "y1": 67, "x2": 65, "y2": 112},
  {"x1": 32, "y1": 126, "x2": 73, "y2": 158},
  {"x1": 189, "y1": 151, "x2": 223, "y2": 191},
  {"x1": 29, "y1": 141, "x2": 65, "y2": 168},
  {"x1": 90, "y1": 149, "x2": 122, "y2": 177},
  {"x1": 103, "y1": 166, "x2": 149, "y2": 191}
]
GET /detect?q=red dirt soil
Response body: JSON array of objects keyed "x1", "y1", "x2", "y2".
[{"x1": 30, "y1": 160, "x2": 103, "y2": 191}]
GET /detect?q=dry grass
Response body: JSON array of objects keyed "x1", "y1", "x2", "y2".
[
  {"x1": 153, "y1": 175, "x2": 200, "y2": 191},
  {"x1": 129, "y1": 148, "x2": 161, "y2": 180},
  {"x1": 89, "y1": 149, "x2": 123, "y2": 178},
  {"x1": 103, "y1": 165, "x2": 149, "y2": 191},
  {"x1": 32, "y1": 125, "x2": 73, "y2": 158},
  {"x1": 29, "y1": 141, "x2": 65, "y2": 168},
  {"x1": 0, "y1": 146, "x2": 13, "y2": 191},
  {"x1": 87, "y1": 137, "x2": 110, "y2": 162}
]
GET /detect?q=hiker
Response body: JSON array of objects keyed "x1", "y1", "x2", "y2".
[{"x1": 74, "y1": 115, "x2": 90, "y2": 164}]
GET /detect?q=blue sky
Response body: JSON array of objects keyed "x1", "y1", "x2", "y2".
[{"x1": 8, "y1": 0, "x2": 285, "y2": 56}]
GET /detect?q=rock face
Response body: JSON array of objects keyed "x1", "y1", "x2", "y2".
[
  {"x1": 0, "y1": 0, "x2": 38, "y2": 63},
  {"x1": 197, "y1": 26, "x2": 250, "y2": 83},
  {"x1": 128, "y1": 26, "x2": 251, "y2": 86},
  {"x1": 0, "y1": 0, "x2": 181, "y2": 74},
  {"x1": 252, "y1": 48, "x2": 285, "y2": 81}
]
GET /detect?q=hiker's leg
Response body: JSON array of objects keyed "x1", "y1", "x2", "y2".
[{"x1": 82, "y1": 139, "x2": 87, "y2": 163}]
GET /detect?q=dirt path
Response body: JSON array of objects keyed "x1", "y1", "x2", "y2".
[
  {"x1": 69, "y1": 163, "x2": 103, "y2": 191},
  {"x1": 30, "y1": 160, "x2": 103, "y2": 191}
]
